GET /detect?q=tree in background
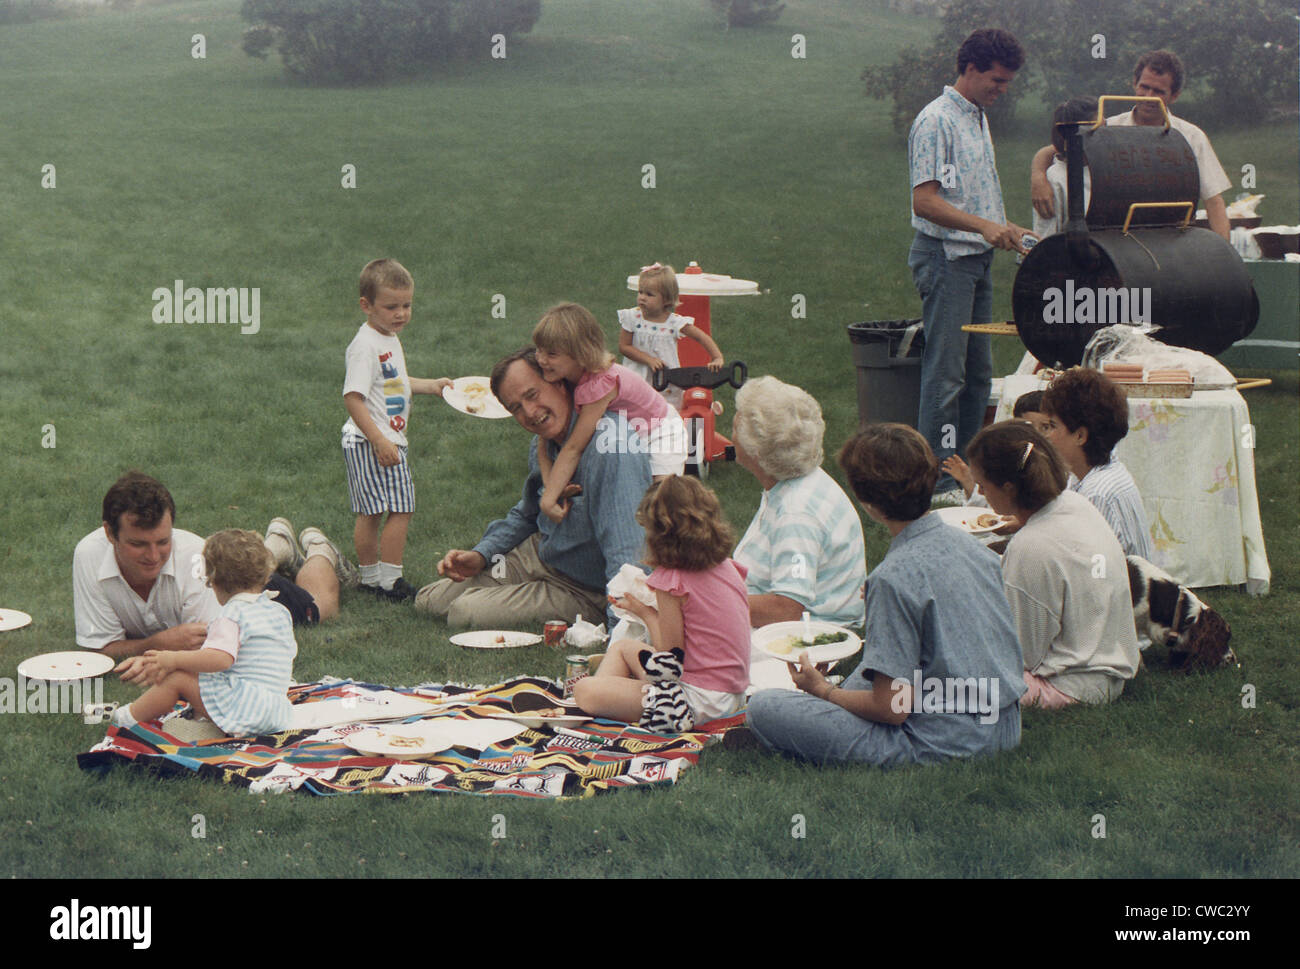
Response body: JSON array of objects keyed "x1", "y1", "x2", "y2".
[
  {"x1": 241, "y1": 0, "x2": 542, "y2": 84},
  {"x1": 864, "y1": 0, "x2": 1297, "y2": 135},
  {"x1": 0, "y1": 0, "x2": 87, "y2": 23},
  {"x1": 862, "y1": 0, "x2": 1031, "y2": 135}
]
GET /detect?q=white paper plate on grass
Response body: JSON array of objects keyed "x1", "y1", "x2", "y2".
[
  {"x1": 450, "y1": 630, "x2": 543, "y2": 649},
  {"x1": 16, "y1": 651, "x2": 115, "y2": 682},
  {"x1": 0, "y1": 609, "x2": 33, "y2": 632},
  {"x1": 752, "y1": 621, "x2": 862, "y2": 665},
  {"x1": 443, "y1": 376, "x2": 511, "y2": 419}
]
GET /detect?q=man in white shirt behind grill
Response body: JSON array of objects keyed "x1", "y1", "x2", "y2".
[{"x1": 1029, "y1": 50, "x2": 1232, "y2": 240}]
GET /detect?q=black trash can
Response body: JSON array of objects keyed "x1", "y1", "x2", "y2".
[{"x1": 847, "y1": 319, "x2": 924, "y2": 428}]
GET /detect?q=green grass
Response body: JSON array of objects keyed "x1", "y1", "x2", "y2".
[{"x1": 0, "y1": 0, "x2": 1297, "y2": 879}]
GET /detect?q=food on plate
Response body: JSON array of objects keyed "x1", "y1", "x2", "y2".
[
  {"x1": 494, "y1": 634, "x2": 507, "y2": 644},
  {"x1": 457, "y1": 381, "x2": 493, "y2": 414},
  {"x1": 535, "y1": 707, "x2": 567, "y2": 718},
  {"x1": 974, "y1": 513, "x2": 1001, "y2": 528},
  {"x1": 386, "y1": 734, "x2": 424, "y2": 748},
  {"x1": 767, "y1": 630, "x2": 849, "y2": 655}
]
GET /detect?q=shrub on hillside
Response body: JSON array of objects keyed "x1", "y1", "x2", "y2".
[
  {"x1": 0, "y1": 0, "x2": 77, "y2": 24},
  {"x1": 709, "y1": 0, "x2": 784, "y2": 28},
  {"x1": 241, "y1": 0, "x2": 542, "y2": 84}
]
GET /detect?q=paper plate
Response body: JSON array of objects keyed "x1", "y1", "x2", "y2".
[
  {"x1": 752, "y1": 621, "x2": 862, "y2": 666},
  {"x1": 443, "y1": 376, "x2": 511, "y2": 419},
  {"x1": 0, "y1": 609, "x2": 33, "y2": 632},
  {"x1": 343, "y1": 718, "x2": 528, "y2": 757},
  {"x1": 450, "y1": 630, "x2": 543, "y2": 650},
  {"x1": 16, "y1": 651, "x2": 115, "y2": 682},
  {"x1": 932, "y1": 506, "x2": 1015, "y2": 535},
  {"x1": 343, "y1": 722, "x2": 462, "y2": 758}
]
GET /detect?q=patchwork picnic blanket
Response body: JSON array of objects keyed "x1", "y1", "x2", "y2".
[{"x1": 77, "y1": 676, "x2": 743, "y2": 799}]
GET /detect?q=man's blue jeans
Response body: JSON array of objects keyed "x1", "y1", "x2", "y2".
[{"x1": 909, "y1": 232, "x2": 994, "y2": 487}]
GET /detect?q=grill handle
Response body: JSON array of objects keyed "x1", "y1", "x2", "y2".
[
  {"x1": 1095, "y1": 95, "x2": 1171, "y2": 131},
  {"x1": 1121, "y1": 202, "x2": 1195, "y2": 234}
]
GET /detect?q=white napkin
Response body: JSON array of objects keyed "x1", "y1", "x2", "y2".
[
  {"x1": 564, "y1": 614, "x2": 608, "y2": 649},
  {"x1": 605, "y1": 563, "x2": 655, "y2": 642}
]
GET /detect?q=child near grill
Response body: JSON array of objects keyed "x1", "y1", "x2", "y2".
[
  {"x1": 618, "y1": 262, "x2": 724, "y2": 409},
  {"x1": 1031, "y1": 96, "x2": 1098, "y2": 240}
]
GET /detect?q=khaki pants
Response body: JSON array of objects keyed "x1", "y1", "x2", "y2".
[{"x1": 414, "y1": 534, "x2": 608, "y2": 630}]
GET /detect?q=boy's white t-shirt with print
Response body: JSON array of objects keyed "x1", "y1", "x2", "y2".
[{"x1": 341, "y1": 323, "x2": 411, "y2": 447}]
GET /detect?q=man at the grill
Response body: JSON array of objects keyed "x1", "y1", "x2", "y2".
[
  {"x1": 907, "y1": 28, "x2": 1032, "y2": 499},
  {"x1": 1029, "y1": 50, "x2": 1231, "y2": 241}
]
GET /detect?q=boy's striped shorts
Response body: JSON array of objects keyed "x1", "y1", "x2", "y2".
[{"x1": 342, "y1": 435, "x2": 415, "y2": 515}]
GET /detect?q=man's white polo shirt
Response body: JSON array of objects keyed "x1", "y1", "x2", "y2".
[{"x1": 73, "y1": 527, "x2": 219, "y2": 650}]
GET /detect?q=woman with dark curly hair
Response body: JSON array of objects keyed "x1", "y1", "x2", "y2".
[{"x1": 1041, "y1": 367, "x2": 1153, "y2": 559}]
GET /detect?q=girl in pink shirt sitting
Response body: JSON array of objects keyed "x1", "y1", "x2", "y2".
[
  {"x1": 532, "y1": 303, "x2": 688, "y2": 524},
  {"x1": 574, "y1": 475, "x2": 752, "y2": 725}
]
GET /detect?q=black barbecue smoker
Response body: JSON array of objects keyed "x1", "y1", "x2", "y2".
[{"x1": 1011, "y1": 96, "x2": 1259, "y2": 369}]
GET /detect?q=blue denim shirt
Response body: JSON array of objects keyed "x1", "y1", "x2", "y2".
[
  {"x1": 842, "y1": 513, "x2": 1026, "y2": 758},
  {"x1": 908, "y1": 85, "x2": 1008, "y2": 259},
  {"x1": 473, "y1": 411, "x2": 651, "y2": 602}
]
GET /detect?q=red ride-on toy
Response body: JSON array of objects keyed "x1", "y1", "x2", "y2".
[{"x1": 652, "y1": 361, "x2": 748, "y2": 478}]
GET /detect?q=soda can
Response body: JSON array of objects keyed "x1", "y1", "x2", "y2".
[
  {"x1": 82, "y1": 702, "x2": 118, "y2": 725},
  {"x1": 1021, "y1": 234, "x2": 1038, "y2": 252},
  {"x1": 544, "y1": 619, "x2": 568, "y2": 648},
  {"x1": 563, "y1": 655, "x2": 589, "y2": 699}
]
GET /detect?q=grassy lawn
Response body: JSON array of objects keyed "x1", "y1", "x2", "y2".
[{"x1": 0, "y1": 0, "x2": 1296, "y2": 881}]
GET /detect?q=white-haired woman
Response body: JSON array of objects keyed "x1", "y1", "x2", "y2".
[{"x1": 731, "y1": 376, "x2": 867, "y2": 628}]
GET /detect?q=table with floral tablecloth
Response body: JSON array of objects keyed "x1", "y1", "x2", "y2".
[{"x1": 997, "y1": 374, "x2": 1270, "y2": 594}]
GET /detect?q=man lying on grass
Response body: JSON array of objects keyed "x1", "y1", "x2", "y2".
[
  {"x1": 74, "y1": 471, "x2": 349, "y2": 680},
  {"x1": 729, "y1": 424, "x2": 1025, "y2": 766}
]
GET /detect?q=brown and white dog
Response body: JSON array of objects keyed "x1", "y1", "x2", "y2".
[{"x1": 1126, "y1": 556, "x2": 1236, "y2": 671}]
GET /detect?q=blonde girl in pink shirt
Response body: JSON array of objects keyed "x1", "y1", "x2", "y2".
[
  {"x1": 574, "y1": 475, "x2": 752, "y2": 724},
  {"x1": 532, "y1": 303, "x2": 687, "y2": 524}
]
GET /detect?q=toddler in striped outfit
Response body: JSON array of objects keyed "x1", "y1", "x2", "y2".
[{"x1": 111, "y1": 529, "x2": 298, "y2": 736}]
